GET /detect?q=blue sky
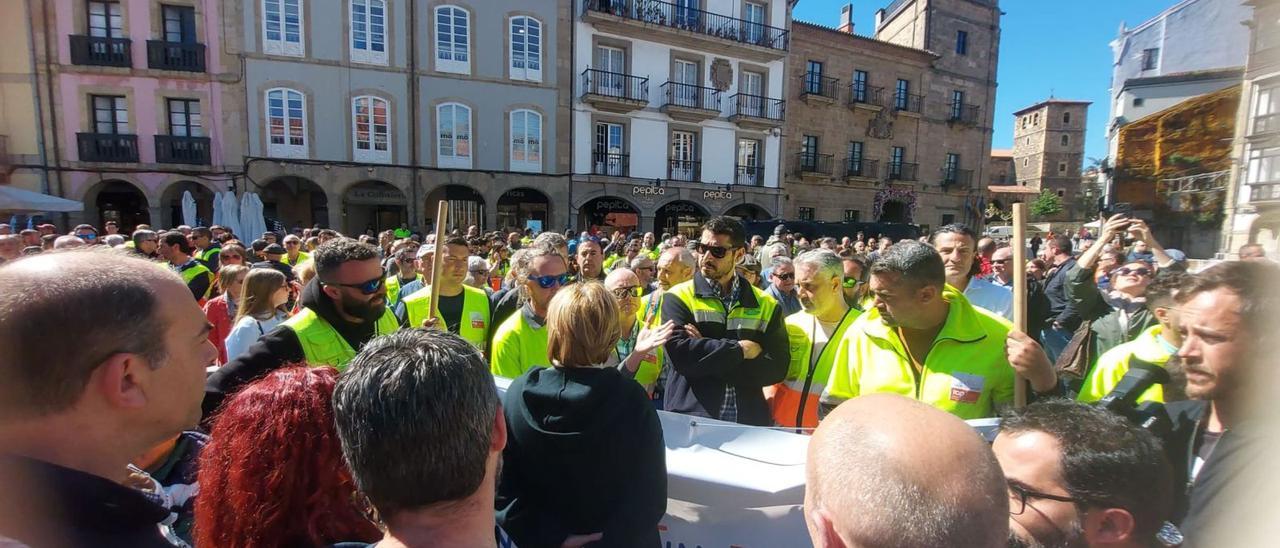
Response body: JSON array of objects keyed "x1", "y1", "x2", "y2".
[{"x1": 792, "y1": 0, "x2": 1176, "y2": 162}]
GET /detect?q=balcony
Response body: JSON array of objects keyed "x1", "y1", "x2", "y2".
[
  {"x1": 581, "y1": 0, "x2": 788, "y2": 62},
  {"x1": 735, "y1": 164, "x2": 764, "y2": 186},
  {"x1": 728, "y1": 93, "x2": 784, "y2": 129},
  {"x1": 1253, "y1": 113, "x2": 1280, "y2": 137},
  {"x1": 942, "y1": 168, "x2": 973, "y2": 188},
  {"x1": 844, "y1": 158, "x2": 879, "y2": 179},
  {"x1": 146, "y1": 41, "x2": 206, "y2": 72},
  {"x1": 660, "y1": 82, "x2": 722, "y2": 122},
  {"x1": 69, "y1": 35, "x2": 131, "y2": 67},
  {"x1": 793, "y1": 153, "x2": 834, "y2": 177},
  {"x1": 892, "y1": 93, "x2": 924, "y2": 116},
  {"x1": 591, "y1": 152, "x2": 630, "y2": 177},
  {"x1": 1250, "y1": 182, "x2": 1280, "y2": 204},
  {"x1": 885, "y1": 161, "x2": 919, "y2": 181},
  {"x1": 668, "y1": 159, "x2": 701, "y2": 182},
  {"x1": 948, "y1": 103, "x2": 980, "y2": 126},
  {"x1": 848, "y1": 84, "x2": 884, "y2": 111},
  {"x1": 77, "y1": 133, "x2": 138, "y2": 163},
  {"x1": 800, "y1": 73, "x2": 839, "y2": 105},
  {"x1": 581, "y1": 69, "x2": 649, "y2": 113},
  {"x1": 155, "y1": 135, "x2": 211, "y2": 165}
]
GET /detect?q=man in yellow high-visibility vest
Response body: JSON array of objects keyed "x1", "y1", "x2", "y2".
[
  {"x1": 204, "y1": 238, "x2": 399, "y2": 419},
  {"x1": 399, "y1": 236, "x2": 492, "y2": 353},
  {"x1": 490, "y1": 244, "x2": 568, "y2": 379}
]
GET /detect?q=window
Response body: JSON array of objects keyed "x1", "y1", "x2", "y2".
[
  {"x1": 944, "y1": 153, "x2": 960, "y2": 181},
  {"x1": 844, "y1": 210, "x2": 860, "y2": 222},
  {"x1": 956, "y1": 30, "x2": 968, "y2": 55},
  {"x1": 890, "y1": 146, "x2": 904, "y2": 169},
  {"x1": 352, "y1": 96, "x2": 390, "y2": 163},
  {"x1": 510, "y1": 109, "x2": 542, "y2": 172},
  {"x1": 167, "y1": 99, "x2": 201, "y2": 136},
  {"x1": 672, "y1": 59, "x2": 700, "y2": 106},
  {"x1": 941, "y1": 213, "x2": 955, "y2": 225},
  {"x1": 1033, "y1": 113, "x2": 1039, "y2": 125},
  {"x1": 740, "y1": 70, "x2": 764, "y2": 115},
  {"x1": 510, "y1": 16, "x2": 542, "y2": 82},
  {"x1": 801, "y1": 135, "x2": 819, "y2": 170},
  {"x1": 1246, "y1": 146, "x2": 1280, "y2": 184},
  {"x1": 1025, "y1": 137, "x2": 1031, "y2": 146},
  {"x1": 852, "y1": 70, "x2": 868, "y2": 102},
  {"x1": 266, "y1": 88, "x2": 306, "y2": 157},
  {"x1": 743, "y1": 2, "x2": 765, "y2": 44},
  {"x1": 1133, "y1": 97, "x2": 1145, "y2": 107},
  {"x1": 1023, "y1": 158, "x2": 1029, "y2": 167},
  {"x1": 1254, "y1": 85, "x2": 1279, "y2": 133},
  {"x1": 594, "y1": 122, "x2": 626, "y2": 176},
  {"x1": 1141, "y1": 48, "x2": 1159, "y2": 71},
  {"x1": 91, "y1": 95, "x2": 128, "y2": 134},
  {"x1": 1057, "y1": 189, "x2": 1066, "y2": 198},
  {"x1": 162, "y1": 5, "x2": 196, "y2": 43},
  {"x1": 847, "y1": 141, "x2": 864, "y2": 175},
  {"x1": 799, "y1": 207, "x2": 815, "y2": 221},
  {"x1": 436, "y1": 103, "x2": 471, "y2": 168},
  {"x1": 350, "y1": 0, "x2": 387, "y2": 65},
  {"x1": 737, "y1": 138, "x2": 761, "y2": 185},
  {"x1": 670, "y1": 130, "x2": 698, "y2": 181},
  {"x1": 88, "y1": 1, "x2": 123, "y2": 38},
  {"x1": 895, "y1": 79, "x2": 910, "y2": 110},
  {"x1": 1061, "y1": 134, "x2": 1070, "y2": 147},
  {"x1": 951, "y1": 90, "x2": 964, "y2": 120},
  {"x1": 594, "y1": 45, "x2": 627, "y2": 96},
  {"x1": 1062, "y1": 111, "x2": 1071, "y2": 125},
  {"x1": 805, "y1": 60, "x2": 824, "y2": 95},
  {"x1": 263, "y1": 0, "x2": 304, "y2": 56},
  {"x1": 1058, "y1": 161, "x2": 1068, "y2": 174},
  {"x1": 435, "y1": 6, "x2": 470, "y2": 74}
]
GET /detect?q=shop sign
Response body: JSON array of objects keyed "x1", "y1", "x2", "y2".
[
  {"x1": 702, "y1": 190, "x2": 734, "y2": 201},
  {"x1": 345, "y1": 187, "x2": 406, "y2": 206},
  {"x1": 633, "y1": 185, "x2": 666, "y2": 196},
  {"x1": 661, "y1": 203, "x2": 701, "y2": 214},
  {"x1": 595, "y1": 199, "x2": 635, "y2": 212}
]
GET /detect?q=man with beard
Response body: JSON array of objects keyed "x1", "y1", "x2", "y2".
[
  {"x1": 994, "y1": 400, "x2": 1174, "y2": 548},
  {"x1": 203, "y1": 238, "x2": 399, "y2": 418},
  {"x1": 661, "y1": 216, "x2": 789, "y2": 426}
]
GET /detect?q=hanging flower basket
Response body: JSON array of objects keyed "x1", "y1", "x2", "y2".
[{"x1": 872, "y1": 187, "x2": 918, "y2": 223}]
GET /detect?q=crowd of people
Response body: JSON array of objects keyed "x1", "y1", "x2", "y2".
[{"x1": 0, "y1": 214, "x2": 1276, "y2": 548}]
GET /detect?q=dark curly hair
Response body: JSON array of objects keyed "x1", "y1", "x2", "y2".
[{"x1": 312, "y1": 238, "x2": 380, "y2": 279}]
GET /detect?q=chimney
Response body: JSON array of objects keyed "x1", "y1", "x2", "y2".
[{"x1": 837, "y1": 3, "x2": 855, "y2": 34}]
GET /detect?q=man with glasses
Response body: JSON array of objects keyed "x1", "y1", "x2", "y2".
[
  {"x1": 1068, "y1": 216, "x2": 1167, "y2": 364},
  {"x1": 841, "y1": 253, "x2": 869, "y2": 309},
  {"x1": 383, "y1": 241, "x2": 423, "y2": 309},
  {"x1": 629, "y1": 255, "x2": 658, "y2": 295},
  {"x1": 191, "y1": 227, "x2": 220, "y2": 271},
  {"x1": 989, "y1": 246, "x2": 1015, "y2": 287},
  {"x1": 281, "y1": 235, "x2": 309, "y2": 267},
  {"x1": 73, "y1": 224, "x2": 99, "y2": 245},
  {"x1": 204, "y1": 238, "x2": 400, "y2": 418},
  {"x1": 491, "y1": 244, "x2": 568, "y2": 379},
  {"x1": 994, "y1": 400, "x2": 1175, "y2": 548},
  {"x1": 400, "y1": 237, "x2": 492, "y2": 352},
  {"x1": 765, "y1": 256, "x2": 802, "y2": 317},
  {"x1": 661, "y1": 216, "x2": 790, "y2": 426},
  {"x1": 605, "y1": 268, "x2": 675, "y2": 396},
  {"x1": 130, "y1": 229, "x2": 160, "y2": 259}
]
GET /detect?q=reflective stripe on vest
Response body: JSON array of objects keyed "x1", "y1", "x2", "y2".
[
  {"x1": 667, "y1": 279, "x2": 778, "y2": 341},
  {"x1": 402, "y1": 285, "x2": 491, "y2": 350},
  {"x1": 385, "y1": 274, "x2": 423, "y2": 308},
  {"x1": 629, "y1": 291, "x2": 666, "y2": 388},
  {"x1": 178, "y1": 262, "x2": 213, "y2": 301},
  {"x1": 283, "y1": 306, "x2": 400, "y2": 370},
  {"x1": 767, "y1": 308, "x2": 860, "y2": 429}
]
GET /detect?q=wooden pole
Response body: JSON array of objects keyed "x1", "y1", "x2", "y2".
[
  {"x1": 1011, "y1": 203, "x2": 1029, "y2": 408},
  {"x1": 427, "y1": 201, "x2": 449, "y2": 324}
]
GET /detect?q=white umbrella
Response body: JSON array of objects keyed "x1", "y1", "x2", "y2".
[
  {"x1": 239, "y1": 192, "x2": 255, "y2": 240},
  {"x1": 221, "y1": 192, "x2": 242, "y2": 239},
  {"x1": 211, "y1": 191, "x2": 224, "y2": 228},
  {"x1": 0, "y1": 186, "x2": 84, "y2": 213},
  {"x1": 181, "y1": 191, "x2": 197, "y2": 227},
  {"x1": 253, "y1": 193, "x2": 269, "y2": 237}
]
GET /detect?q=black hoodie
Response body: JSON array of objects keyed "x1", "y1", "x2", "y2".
[
  {"x1": 497, "y1": 366, "x2": 667, "y2": 548},
  {"x1": 202, "y1": 279, "x2": 380, "y2": 419}
]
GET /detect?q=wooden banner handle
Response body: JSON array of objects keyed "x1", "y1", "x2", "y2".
[
  {"x1": 1012, "y1": 203, "x2": 1028, "y2": 408},
  {"x1": 427, "y1": 201, "x2": 448, "y2": 323}
]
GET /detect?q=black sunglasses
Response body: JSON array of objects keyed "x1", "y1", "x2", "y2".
[
  {"x1": 322, "y1": 269, "x2": 387, "y2": 294},
  {"x1": 527, "y1": 273, "x2": 570, "y2": 289},
  {"x1": 1115, "y1": 267, "x2": 1152, "y2": 277},
  {"x1": 694, "y1": 242, "x2": 735, "y2": 259},
  {"x1": 773, "y1": 272, "x2": 794, "y2": 281}
]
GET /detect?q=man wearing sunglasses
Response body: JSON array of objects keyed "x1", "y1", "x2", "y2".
[
  {"x1": 994, "y1": 400, "x2": 1175, "y2": 548},
  {"x1": 764, "y1": 257, "x2": 802, "y2": 317},
  {"x1": 400, "y1": 236, "x2": 492, "y2": 352},
  {"x1": 130, "y1": 229, "x2": 160, "y2": 259},
  {"x1": 73, "y1": 224, "x2": 99, "y2": 245},
  {"x1": 491, "y1": 243, "x2": 569, "y2": 379},
  {"x1": 661, "y1": 216, "x2": 790, "y2": 426},
  {"x1": 281, "y1": 235, "x2": 310, "y2": 267},
  {"x1": 191, "y1": 227, "x2": 220, "y2": 271},
  {"x1": 204, "y1": 238, "x2": 400, "y2": 419},
  {"x1": 383, "y1": 242, "x2": 423, "y2": 309}
]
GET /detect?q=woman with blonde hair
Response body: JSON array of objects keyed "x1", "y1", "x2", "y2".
[
  {"x1": 497, "y1": 281, "x2": 667, "y2": 548},
  {"x1": 224, "y1": 268, "x2": 290, "y2": 361}
]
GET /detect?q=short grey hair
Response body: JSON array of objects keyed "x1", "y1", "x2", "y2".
[
  {"x1": 769, "y1": 256, "x2": 793, "y2": 270},
  {"x1": 514, "y1": 243, "x2": 565, "y2": 304},
  {"x1": 660, "y1": 246, "x2": 696, "y2": 269},
  {"x1": 629, "y1": 255, "x2": 653, "y2": 269},
  {"x1": 765, "y1": 243, "x2": 790, "y2": 259},
  {"x1": 103, "y1": 234, "x2": 125, "y2": 247},
  {"x1": 533, "y1": 231, "x2": 567, "y2": 252},
  {"x1": 333, "y1": 329, "x2": 497, "y2": 517},
  {"x1": 793, "y1": 249, "x2": 843, "y2": 281},
  {"x1": 870, "y1": 241, "x2": 945, "y2": 290}
]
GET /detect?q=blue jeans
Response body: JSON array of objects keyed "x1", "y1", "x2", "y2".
[{"x1": 1040, "y1": 326, "x2": 1074, "y2": 363}]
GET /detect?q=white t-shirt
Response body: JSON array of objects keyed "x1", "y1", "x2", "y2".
[
  {"x1": 964, "y1": 276, "x2": 1014, "y2": 321},
  {"x1": 224, "y1": 311, "x2": 288, "y2": 362},
  {"x1": 789, "y1": 310, "x2": 842, "y2": 369}
]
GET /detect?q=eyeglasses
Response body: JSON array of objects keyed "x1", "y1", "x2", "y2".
[
  {"x1": 285, "y1": 241, "x2": 301, "y2": 246},
  {"x1": 693, "y1": 242, "x2": 735, "y2": 259},
  {"x1": 78, "y1": 233, "x2": 96, "y2": 241},
  {"x1": 773, "y1": 272, "x2": 794, "y2": 281},
  {"x1": 527, "y1": 273, "x2": 570, "y2": 289},
  {"x1": 842, "y1": 277, "x2": 864, "y2": 288},
  {"x1": 611, "y1": 286, "x2": 641, "y2": 300},
  {"x1": 1114, "y1": 267, "x2": 1152, "y2": 277},
  {"x1": 321, "y1": 269, "x2": 387, "y2": 295},
  {"x1": 1008, "y1": 481, "x2": 1081, "y2": 516}
]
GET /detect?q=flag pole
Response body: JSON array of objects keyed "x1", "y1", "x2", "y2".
[
  {"x1": 1012, "y1": 202, "x2": 1029, "y2": 408},
  {"x1": 427, "y1": 201, "x2": 449, "y2": 324}
]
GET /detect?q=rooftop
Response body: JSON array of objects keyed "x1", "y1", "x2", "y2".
[
  {"x1": 792, "y1": 20, "x2": 938, "y2": 60},
  {"x1": 1122, "y1": 67, "x2": 1246, "y2": 90},
  {"x1": 1013, "y1": 99, "x2": 1093, "y2": 116},
  {"x1": 991, "y1": 148, "x2": 1014, "y2": 158}
]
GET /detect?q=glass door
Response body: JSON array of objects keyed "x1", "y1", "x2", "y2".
[
  {"x1": 674, "y1": 59, "x2": 699, "y2": 108},
  {"x1": 741, "y1": 71, "x2": 763, "y2": 117},
  {"x1": 595, "y1": 122, "x2": 625, "y2": 176},
  {"x1": 737, "y1": 138, "x2": 760, "y2": 185},
  {"x1": 595, "y1": 46, "x2": 626, "y2": 97},
  {"x1": 670, "y1": 131, "x2": 696, "y2": 181}
]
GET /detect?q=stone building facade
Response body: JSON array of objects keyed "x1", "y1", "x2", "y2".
[
  {"x1": 782, "y1": 0, "x2": 999, "y2": 231},
  {"x1": 1011, "y1": 99, "x2": 1090, "y2": 219}
]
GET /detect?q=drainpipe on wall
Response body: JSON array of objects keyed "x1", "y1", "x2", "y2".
[
  {"x1": 408, "y1": 0, "x2": 420, "y2": 231},
  {"x1": 24, "y1": 0, "x2": 50, "y2": 195},
  {"x1": 567, "y1": 0, "x2": 576, "y2": 232},
  {"x1": 40, "y1": 0, "x2": 68, "y2": 227}
]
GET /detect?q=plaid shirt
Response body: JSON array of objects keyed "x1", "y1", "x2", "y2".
[{"x1": 710, "y1": 275, "x2": 742, "y2": 423}]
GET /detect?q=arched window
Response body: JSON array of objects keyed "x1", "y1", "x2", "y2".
[
  {"x1": 266, "y1": 87, "x2": 307, "y2": 158},
  {"x1": 510, "y1": 109, "x2": 542, "y2": 172},
  {"x1": 510, "y1": 16, "x2": 542, "y2": 82},
  {"x1": 435, "y1": 6, "x2": 470, "y2": 74},
  {"x1": 352, "y1": 96, "x2": 390, "y2": 163},
  {"x1": 437, "y1": 102, "x2": 472, "y2": 168},
  {"x1": 350, "y1": 0, "x2": 387, "y2": 65}
]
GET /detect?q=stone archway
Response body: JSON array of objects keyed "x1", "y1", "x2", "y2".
[
  {"x1": 84, "y1": 179, "x2": 150, "y2": 232},
  {"x1": 497, "y1": 187, "x2": 552, "y2": 233},
  {"x1": 343, "y1": 180, "x2": 408, "y2": 236},
  {"x1": 579, "y1": 196, "x2": 639, "y2": 235},
  {"x1": 425, "y1": 184, "x2": 486, "y2": 231},
  {"x1": 259, "y1": 176, "x2": 329, "y2": 230},
  {"x1": 655, "y1": 200, "x2": 710, "y2": 238},
  {"x1": 160, "y1": 180, "x2": 218, "y2": 228}
]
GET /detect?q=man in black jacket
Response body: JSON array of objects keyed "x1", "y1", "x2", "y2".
[
  {"x1": 1040, "y1": 235, "x2": 1080, "y2": 362},
  {"x1": 1161, "y1": 261, "x2": 1280, "y2": 545},
  {"x1": 661, "y1": 216, "x2": 789, "y2": 426}
]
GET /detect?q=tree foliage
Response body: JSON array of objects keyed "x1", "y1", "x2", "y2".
[{"x1": 1030, "y1": 190, "x2": 1064, "y2": 218}]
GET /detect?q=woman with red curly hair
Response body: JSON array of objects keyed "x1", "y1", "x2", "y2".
[{"x1": 194, "y1": 366, "x2": 380, "y2": 547}]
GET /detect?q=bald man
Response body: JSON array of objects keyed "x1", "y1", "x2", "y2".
[{"x1": 805, "y1": 394, "x2": 1008, "y2": 548}]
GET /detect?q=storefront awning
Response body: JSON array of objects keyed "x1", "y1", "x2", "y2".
[{"x1": 0, "y1": 185, "x2": 85, "y2": 213}]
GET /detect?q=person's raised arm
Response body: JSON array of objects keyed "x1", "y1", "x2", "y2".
[
  {"x1": 1127, "y1": 220, "x2": 1173, "y2": 268},
  {"x1": 1077, "y1": 214, "x2": 1129, "y2": 270}
]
